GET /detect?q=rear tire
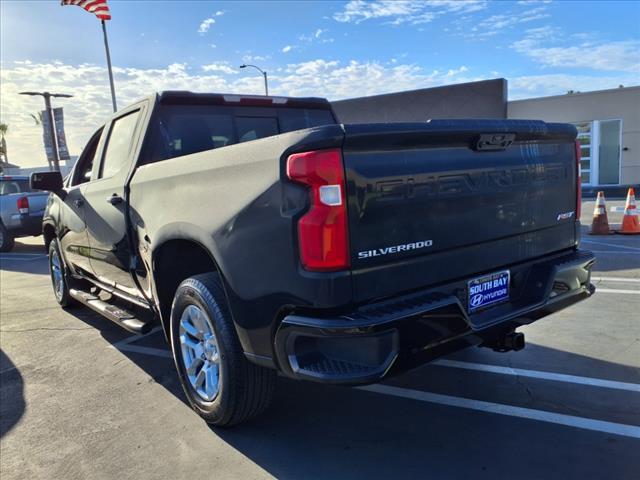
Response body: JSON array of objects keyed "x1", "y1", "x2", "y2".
[
  {"x1": 170, "y1": 273, "x2": 276, "y2": 426},
  {"x1": 0, "y1": 224, "x2": 15, "y2": 253}
]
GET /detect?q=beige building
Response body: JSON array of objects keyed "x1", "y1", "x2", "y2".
[{"x1": 508, "y1": 86, "x2": 640, "y2": 187}]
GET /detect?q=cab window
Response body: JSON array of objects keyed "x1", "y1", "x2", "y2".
[
  {"x1": 0, "y1": 179, "x2": 31, "y2": 195},
  {"x1": 71, "y1": 128, "x2": 103, "y2": 186},
  {"x1": 99, "y1": 110, "x2": 141, "y2": 179}
]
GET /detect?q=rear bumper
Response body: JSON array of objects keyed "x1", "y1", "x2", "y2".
[{"x1": 274, "y1": 249, "x2": 595, "y2": 385}]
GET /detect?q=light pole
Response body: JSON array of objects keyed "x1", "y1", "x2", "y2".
[
  {"x1": 19, "y1": 91, "x2": 73, "y2": 171},
  {"x1": 239, "y1": 64, "x2": 269, "y2": 96}
]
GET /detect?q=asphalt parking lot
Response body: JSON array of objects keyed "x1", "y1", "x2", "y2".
[{"x1": 1, "y1": 199, "x2": 639, "y2": 480}]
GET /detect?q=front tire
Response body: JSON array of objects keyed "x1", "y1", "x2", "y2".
[
  {"x1": 170, "y1": 273, "x2": 276, "y2": 427},
  {"x1": 0, "y1": 224, "x2": 15, "y2": 253},
  {"x1": 48, "y1": 238, "x2": 75, "y2": 307}
]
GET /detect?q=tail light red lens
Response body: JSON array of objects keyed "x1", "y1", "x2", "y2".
[
  {"x1": 575, "y1": 139, "x2": 582, "y2": 219},
  {"x1": 17, "y1": 196, "x2": 29, "y2": 214},
  {"x1": 286, "y1": 148, "x2": 350, "y2": 271}
]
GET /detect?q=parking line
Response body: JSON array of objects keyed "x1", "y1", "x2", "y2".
[
  {"x1": 358, "y1": 384, "x2": 640, "y2": 439},
  {"x1": 592, "y1": 277, "x2": 640, "y2": 283},
  {"x1": 581, "y1": 239, "x2": 640, "y2": 251},
  {"x1": 432, "y1": 359, "x2": 640, "y2": 392},
  {"x1": 596, "y1": 288, "x2": 640, "y2": 295}
]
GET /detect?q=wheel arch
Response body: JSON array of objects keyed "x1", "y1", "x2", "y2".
[
  {"x1": 151, "y1": 232, "x2": 233, "y2": 338},
  {"x1": 42, "y1": 222, "x2": 56, "y2": 252}
]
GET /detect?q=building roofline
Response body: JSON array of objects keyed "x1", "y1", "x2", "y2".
[
  {"x1": 510, "y1": 85, "x2": 640, "y2": 103},
  {"x1": 333, "y1": 78, "x2": 507, "y2": 103}
]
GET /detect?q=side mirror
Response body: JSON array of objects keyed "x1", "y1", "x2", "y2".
[{"x1": 30, "y1": 171, "x2": 64, "y2": 193}]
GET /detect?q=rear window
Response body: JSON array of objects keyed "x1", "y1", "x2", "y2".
[
  {"x1": 143, "y1": 104, "x2": 335, "y2": 164},
  {"x1": 0, "y1": 180, "x2": 31, "y2": 196}
]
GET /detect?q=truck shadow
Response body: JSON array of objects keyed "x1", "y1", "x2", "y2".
[
  {"x1": 61, "y1": 306, "x2": 640, "y2": 479},
  {"x1": 0, "y1": 349, "x2": 25, "y2": 438},
  {"x1": 213, "y1": 345, "x2": 640, "y2": 480}
]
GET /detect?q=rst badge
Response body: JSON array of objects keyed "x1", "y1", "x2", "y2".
[
  {"x1": 468, "y1": 270, "x2": 510, "y2": 312},
  {"x1": 557, "y1": 211, "x2": 575, "y2": 221}
]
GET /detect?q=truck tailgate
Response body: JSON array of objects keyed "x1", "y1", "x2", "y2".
[{"x1": 343, "y1": 120, "x2": 579, "y2": 302}]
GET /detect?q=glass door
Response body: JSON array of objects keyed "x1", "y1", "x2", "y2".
[{"x1": 598, "y1": 120, "x2": 621, "y2": 185}]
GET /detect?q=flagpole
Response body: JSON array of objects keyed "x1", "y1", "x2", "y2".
[{"x1": 101, "y1": 19, "x2": 117, "y2": 112}]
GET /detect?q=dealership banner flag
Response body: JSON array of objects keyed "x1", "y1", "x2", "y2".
[{"x1": 41, "y1": 108, "x2": 70, "y2": 163}]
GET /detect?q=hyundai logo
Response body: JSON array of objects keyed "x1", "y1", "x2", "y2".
[{"x1": 470, "y1": 293, "x2": 484, "y2": 307}]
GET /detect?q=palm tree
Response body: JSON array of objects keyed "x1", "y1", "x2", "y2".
[
  {"x1": 0, "y1": 123, "x2": 9, "y2": 166},
  {"x1": 30, "y1": 112, "x2": 43, "y2": 125}
]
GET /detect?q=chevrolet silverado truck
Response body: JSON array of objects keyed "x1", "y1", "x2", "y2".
[
  {"x1": 0, "y1": 175, "x2": 48, "y2": 252},
  {"x1": 31, "y1": 91, "x2": 595, "y2": 426}
]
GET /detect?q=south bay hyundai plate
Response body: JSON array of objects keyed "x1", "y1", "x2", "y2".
[{"x1": 468, "y1": 270, "x2": 510, "y2": 312}]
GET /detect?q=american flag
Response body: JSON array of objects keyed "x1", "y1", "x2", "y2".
[{"x1": 61, "y1": 0, "x2": 111, "y2": 21}]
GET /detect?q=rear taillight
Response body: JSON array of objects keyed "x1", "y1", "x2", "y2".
[
  {"x1": 286, "y1": 148, "x2": 350, "y2": 271},
  {"x1": 17, "y1": 196, "x2": 29, "y2": 215},
  {"x1": 575, "y1": 139, "x2": 582, "y2": 219}
]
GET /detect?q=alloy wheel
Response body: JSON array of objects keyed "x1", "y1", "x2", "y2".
[{"x1": 179, "y1": 304, "x2": 221, "y2": 401}]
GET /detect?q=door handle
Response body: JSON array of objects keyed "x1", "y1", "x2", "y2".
[
  {"x1": 107, "y1": 194, "x2": 123, "y2": 206},
  {"x1": 73, "y1": 199, "x2": 84, "y2": 208}
]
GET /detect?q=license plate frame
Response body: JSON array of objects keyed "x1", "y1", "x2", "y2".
[{"x1": 467, "y1": 270, "x2": 510, "y2": 312}]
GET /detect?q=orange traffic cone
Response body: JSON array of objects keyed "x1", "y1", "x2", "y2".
[
  {"x1": 618, "y1": 187, "x2": 640, "y2": 235},
  {"x1": 590, "y1": 191, "x2": 611, "y2": 235}
]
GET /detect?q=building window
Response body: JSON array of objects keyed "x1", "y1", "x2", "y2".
[
  {"x1": 573, "y1": 119, "x2": 622, "y2": 186},
  {"x1": 574, "y1": 122, "x2": 592, "y2": 184}
]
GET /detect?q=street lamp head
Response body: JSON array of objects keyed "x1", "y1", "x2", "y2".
[
  {"x1": 19, "y1": 91, "x2": 73, "y2": 98},
  {"x1": 238, "y1": 63, "x2": 269, "y2": 95}
]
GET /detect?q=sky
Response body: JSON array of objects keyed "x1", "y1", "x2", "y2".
[{"x1": 1, "y1": 0, "x2": 639, "y2": 167}]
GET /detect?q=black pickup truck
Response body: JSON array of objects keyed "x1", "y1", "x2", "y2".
[{"x1": 32, "y1": 91, "x2": 595, "y2": 426}]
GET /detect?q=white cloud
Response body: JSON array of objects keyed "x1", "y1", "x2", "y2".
[
  {"x1": 1, "y1": 59, "x2": 635, "y2": 167},
  {"x1": 0, "y1": 61, "x2": 254, "y2": 167},
  {"x1": 512, "y1": 29, "x2": 640, "y2": 73},
  {"x1": 299, "y1": 28, "x2": 335, "y2": 45},
  {"x1": 242, "y1": 54, "x2": 271, "y2": 62},
  {"x1": 446, "y1": 65, "x2": 468, "y2": 77},
  {"x1": 267, "y1": 59, "x2": 478, "y2": 99},
  {"x1": 198, "y1": 18, "x2": 215, "y2": 34},
  {"x1": 509, "y1": 73, "x2": 639, "y2": 99},
  {"x1": 201, "y1": 63, "x2": 237, "y2": 74},
  {"x1": 465, "y1": 6, "x2": 550, "y2": 38},
  {"x1": 521, "y1": 25, "x2": 559, "y2": 40},
  {"x1": 482, "y1": 7, "x2": 548, "y2": 30},
  {"x1": 215, "y1": 10, "x2": 225, "y2": 16},
  {"x1": 282, "y1": 45, "x2": 293, "y2": 53},
  {"x1": 333, "y1": 0, "x2": 487, "y2": 25}
]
